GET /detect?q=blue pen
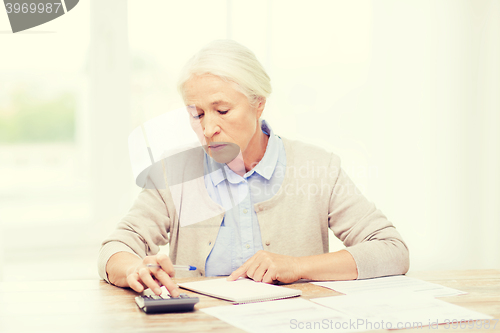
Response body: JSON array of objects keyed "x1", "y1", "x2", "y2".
[{"x1": 146, "y1": 264, "x2": 197, "y2": 271}]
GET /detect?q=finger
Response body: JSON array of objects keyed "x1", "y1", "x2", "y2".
[
  {"x1": 228, "y1": 252, "x2": 262, "y2": 281},
  {"x1": 245, "y1": 261, "x2": 262, "y2": 280},
  {"x1": 138, "y1": 267, "x2": 162, "y2": 295},
  {"x1": 262, "y1": 267, "x2": 277, "y2": 284},
  {"x1": 127, "y1": 272, "x2": 146, "y2": 293},
  {"x1": 227, "y1": 264, "x2": 249, "y2": 281},
  {"x1": 227, "y1": 256, "x2": 254, "y2": 281},
  {"x1": 146, "y1": 263, "x2": 180, "y2": 297},
  {"x1": 154, "y1": 269, "x2": 180, "y2": 298},
  {"x1": 143, "y1": 256, "x2": 157, "y2": 265},
  {"x1": 251, "y1": 262, "x2": 269, "y2": 282},
  {"x1": 156, "y1": 254, "x2": 175, "y2": 277}
]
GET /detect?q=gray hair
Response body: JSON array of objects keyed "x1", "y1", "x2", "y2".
[{"x1": 177, "y1": 39, "x2": 272, "y2": 106}]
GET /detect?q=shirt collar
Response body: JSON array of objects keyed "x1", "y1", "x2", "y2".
[{"x1": 205, "y1": 119, "x2": 279, "y2": 186}]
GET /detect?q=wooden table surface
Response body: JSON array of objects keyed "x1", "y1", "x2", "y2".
[{"x1": 0, "y1": 269, "x2": 498, "y2": 333}]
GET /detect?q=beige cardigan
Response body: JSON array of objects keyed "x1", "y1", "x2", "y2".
[{"x1": 98, "y1": 138, "x2": 409, "y2": 282}]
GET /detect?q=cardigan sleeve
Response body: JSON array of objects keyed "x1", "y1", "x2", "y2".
[
  {"x1": 97, "y1": 187, "x2": 172, "y2": 283},
  {"x1": 327, "y1": 155, "x2": 410, "y2": 279}
]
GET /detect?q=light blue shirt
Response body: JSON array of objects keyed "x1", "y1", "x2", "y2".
[{"x1": 204, "y1": 120, "x2": 287, "y2": 276}]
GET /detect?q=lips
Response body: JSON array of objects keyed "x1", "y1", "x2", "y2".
[
  {"x1": 203, "y1": 142, "x2": 240, "y2": 164},
  {"x1": 209, "y1": 143, "x2": 227, "y2": 151}
]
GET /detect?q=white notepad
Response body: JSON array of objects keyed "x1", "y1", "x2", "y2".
[{"x1": 178, "y1": 277, "x2": 302, "y2": 304}]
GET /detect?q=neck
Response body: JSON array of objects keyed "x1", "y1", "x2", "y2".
[{"x1": 227, "y1": 122, "x2": 269, "y2": 177}]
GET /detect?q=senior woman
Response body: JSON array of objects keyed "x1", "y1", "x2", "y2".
[{"x1": 98, "y1": 40, "x2": 409, "y2": 297}]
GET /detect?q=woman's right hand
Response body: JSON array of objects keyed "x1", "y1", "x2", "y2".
[{"x1": 125, "y1": 253, "x2": 180, "y2": 297}]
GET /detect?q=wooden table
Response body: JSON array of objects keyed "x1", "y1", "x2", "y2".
[{"x1": 0, "y1": 270, "x2": 498, "y2": 332}]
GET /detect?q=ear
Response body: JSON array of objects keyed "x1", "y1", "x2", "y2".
[{"x1": 255, "y1": 97, "x2": 266, "y2": 118}]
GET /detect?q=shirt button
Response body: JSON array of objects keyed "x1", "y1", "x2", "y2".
[
  {"x1": 245, "y1": 244, "x2": 250, "y2": 249},
  {"x1": 243, "y1": 209, "x2": 248, "y2": 214},
  {"x1": 265, "y1": 241, "x2": 270, "y2": 246}
]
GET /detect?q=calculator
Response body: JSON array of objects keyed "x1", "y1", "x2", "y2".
[{"x1": 135, "y1": 293, "x2": 199, "y2": 314}]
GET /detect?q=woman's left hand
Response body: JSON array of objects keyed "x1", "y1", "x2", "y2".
[{"x1": 227, "y1": 250, "x2": 302, "y2": 284}]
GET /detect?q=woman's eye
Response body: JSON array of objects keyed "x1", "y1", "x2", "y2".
[
  {"x1": 193, "y1": 113, "x2": 204, "y2": 119},
  {"x1": 218, "y1": 110, "x2": 229, "y2": 115}
]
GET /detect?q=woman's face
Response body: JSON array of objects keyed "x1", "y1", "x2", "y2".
[{"x1": 184, "y1": 74, "x2": 265, "y2": 164}]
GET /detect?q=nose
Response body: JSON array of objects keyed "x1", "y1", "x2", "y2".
[{"x1": 202, "y1": 113, "x2": 221, "y2": 138}]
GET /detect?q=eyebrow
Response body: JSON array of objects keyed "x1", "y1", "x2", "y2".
[{"x1": 211, "y1": 100, "x2": 230, "y2": 106}]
